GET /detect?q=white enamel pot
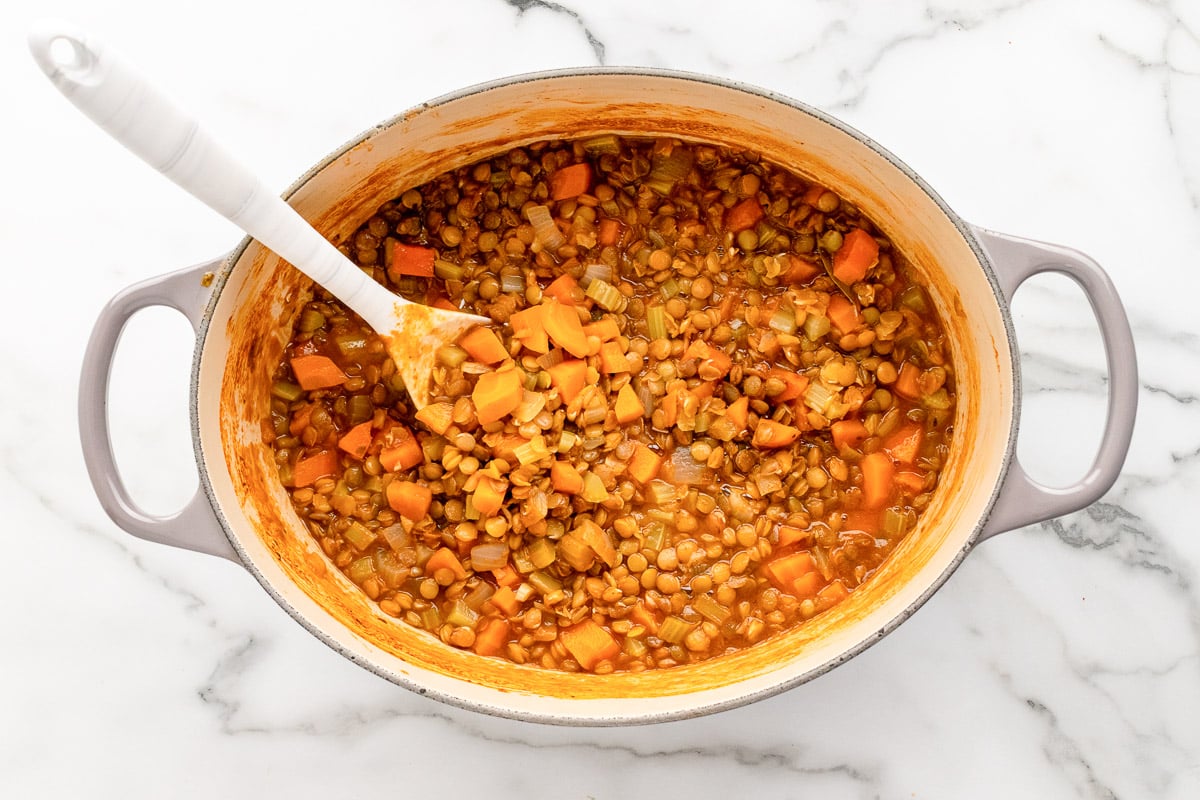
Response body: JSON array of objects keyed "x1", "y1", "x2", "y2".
[{"x1": 78, "y1": 70, "x2": 1138, "y2": 725}]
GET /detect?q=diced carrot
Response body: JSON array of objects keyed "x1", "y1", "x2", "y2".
[
  {"x1": 614, "y1": 384, "x2": 643, "y2": 424},
  {"x1": 288, "y1": 404, "x2": 313, "y2": 436},
  {"x1": 293, "y1": 450, "x2": 339, "y2": 488},
  {"x1": 816, "y1": 579, "x2": 850, "y2": 609},
  {"x1": 386, "y1": 480, "x2": 433, "y2": 521},
  {"x1": 629, "y1": 601, "x2": 660, "y2": 634},
  {"x1": 378, "y1": 424, "x2": 423, "y2": 471},
  {"x1": 765, "y1": 368, "x2": 809, "y2": 403},
  {"x1": 550, "y1": 460, "x2": 584, "y2": 495},
  {"x1": 627, "y1": 443, "x2": 662, "y2": 484},
  {"x1": 826, "y1": 294, "x2": 862, "y2": 335},
  {"x1": 542, "y1": 300, "x2": 590, "y2": 358},
  {"x1": 781, "y1": 253, "x2": 821, "y2": 285},
  {"x1": 489, "y1": 587, "x2": 521, "y2": 616},
  {"x1": 459, "y1": 327, "x2": 508, "y2": 365},
  {"x1": 752, "y1": 420, "x2": 801, "y2": 449},
  {"x1": 831, "y1": 419, "x2": 870, "y2": 451},
  {"x1": 777, "y1": 524, "x2": 808, "y2": 548},
  {"x1": 492, "y1": 433, "x2": 530, "y2": 464},
  {"x1": 560, "y1": 619, "x2": 620, "y2": 671},
  {"x1": 427, "y1": 294, "x2": 459, "y2": 312},
  {"x1": 802, "y1": 184, "x2": 826, "y2": 206},
  {"x1": 896, "y1": 470, "x2": 927, "y2": 494},
  {"x1": 764, "y1": 551, "x2": 816, "y2": 591},
  {"x1": 717, "y1": 292, "x2": 738, "y2": 322},
  {"x1": 509, "y1": 305, "x2": 550, "y2": 353},
  {"x1": 791, "y1": 571, "x2": 823, "y2": 599},
  {"x1": 841, "y1": 509, "x2": 880, "y2": 535},
  {"x1": 832, "y1": 228, "x2": 879, "y2": 285},
  {"x1": 683, "y1": 340, "x2": 732, "y2": 379},
  {"x1": 543, "y1": 274, "x2": 579, "y2": 306},
  {"x1": 413, "y1": 402, "x2": 454, "y2": 436},
  {"x1": 472, "y1": 618, "x2": 511, "y2": 657},
  {"x1": 598, "y1": 341, "x2": 629, "y2": 373},
  {"x1": 491, "y1": 563, "x2": 520, "y2": 588},
  {"x1": 884, "y1": 421, "x2": 924, "y2": 463},
  {"x1": 597, "y1": 217, "x2": 622, "y2": 246},
  {"x1": 472, "y1": 369, "x2": 524, "y2": 425},
  {"x1": 289, "y1": 355, "x2": 347, "y2": 391},
  {"x1": 660, "y1": 387, "x2": 679, "y2": 428},
  {"x1": 578, "y1": 519, "x2": 619, "y2": 568},
  {"x1": 547, "y1": 359, "x2": 587, "y2": 404},
  {"x1": 582, "y1": 317, "x2": 620, "y2": 342},
  {"x1": 725, "y1": 197, "x2": 764, "y2": 233},
  {"x1": 690, "y1": 381, "x2": 717, "y2": 402},
  {"x1": 472, "y1": 476, "x2": 506, "y2": 516},
  {"x1": 549, "y1": 162, "x2": 592, "y2": 201},
  {"x1": 385, "y1": 241, "x2": 436, "y2": 278},
  {"x1": 893, "y1": 362, "x2": 922, "y2": 400},
  {"x1": 425, "y1": 547, "x2": 468, "y2": 581},
  {"x1": 337, "y1": 421, "x2": 373, "y2": 460},
  {"x1": 861, "y1": 452, "x2": 895, "y2": 509},
  {"x1": 725, "y1": 396, "x2": 750, "y2": 430}
]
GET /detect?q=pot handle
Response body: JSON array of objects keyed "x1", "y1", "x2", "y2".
[
  {"x1": 973, "y1": 227, "x2": 1138, "y2": 540},
  {"x1": 78, "y1": 259, "x2": 240, "y2": 562}
]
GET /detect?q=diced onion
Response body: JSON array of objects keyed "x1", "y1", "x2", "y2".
[
  {"x1": 500, "y1": 273, "x2": 526, "y2": 294},
  {"x1": 524, "y1": 205, "x2": 565, "y2": 250},
  {"x1": 665, "y1": 448, "x2": 707, "y2": 485},
  {"x1": 580, "y1": 263, "x2": 612, "y2": 288},
  {"x1": 469, "y1": 542, "x2": 508, "y2": 572}
]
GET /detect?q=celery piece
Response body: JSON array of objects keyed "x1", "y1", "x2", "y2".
[
  {"x1": 463, "y1": 581, "x2": 496, "y2": 611},
  {"x1": 923, "y1": 388, "x2": 952, "y2": 411},
  {"x1": 271, "y1": 381, "x2": 304, "y2": 402},
  {"x1": 646, "y1": 305, "x2": 668, "y2": 341},
  {"x1": 803, "y1": 313, "x2": 831, "y2": 341},
  {"x1": 646, "y1": 147, "x2": 694, "y2": 196},
  {"x1": 657, "y1": 615, "x2": 697, "y2": 645},
  {"x1": 528, "y1": 537, "x2": 557, "y2": 570},
  {"x1": 581, "y1": 472, "x2": 610, "y2": 503},
  {"x1": 582, "y1": 134, "x2": 621, "y2": 155},
  {"x1": 585, "y1": 278, "x2": 625, "y2": 312},
  {"x1": 768, "y1": 304, "x2": 797, "y2": 334},
  {"x1": 419, "y1": 606, "x2": 442, "y2": 631},
  {"x1": 658, "y1": 278, "x2": 680, "y2": 301},
  {"x1": 643, "y1": 520, "x2": 667, "y2": 553},
  {"x1": 298, "y1": 308, "x2": 326, "y2": 332},
  {"x1": 434, "y1": 259, "x2": 466, "y2": 281},
  {"x1": 335, "y1": 333, "x2": 368, "y2": 357},
  {"x1": 344, "y1": 521, "x2": 377, "y2": 552},
  {"x1": 529, "y1": 570, "x2": 563, "y2": 595},
  {"x1": 512, "y1": 547, "x2": 535, "y2": 574},
  {"x1": 623, "y1": 636, "x2": 648, "y2": 658},
  {"x1": 882, "y1": 508, "x2": 909, "y2": 538},
  {"x1": 693, "y1": 593, "x2": 732, "y2": 625},
  {"x1": 444, "y1": 598, "x2": 479, "y2": 628},
  {"x1": 347, "y1": 557, "x2": 374, "y2": 585}
]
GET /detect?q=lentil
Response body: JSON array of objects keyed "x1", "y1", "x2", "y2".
[{"x1": 269, "y1": 135, "x2": 955, "y2": 674}]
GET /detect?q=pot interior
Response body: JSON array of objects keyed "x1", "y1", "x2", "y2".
[{"x1": 195, "y1": 71, "x2": 1014, "y2": 723}]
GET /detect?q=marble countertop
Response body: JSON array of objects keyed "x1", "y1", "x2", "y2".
[{"x1": 3, "y1": 0, "x2": 1197, "y2": 797}]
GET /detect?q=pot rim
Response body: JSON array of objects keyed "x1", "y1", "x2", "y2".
[{"x1": 189, "y1": 67, "x2": 1020, "y2": 725}]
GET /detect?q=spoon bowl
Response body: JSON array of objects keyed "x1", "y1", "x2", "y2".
[{"x1": 28, "y1": 22, "x2": 489, "y2": 409}]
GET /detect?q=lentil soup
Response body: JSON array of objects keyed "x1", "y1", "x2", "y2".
[{"x1": 265, "y1": 136, "x2": 955, "y2": 675}]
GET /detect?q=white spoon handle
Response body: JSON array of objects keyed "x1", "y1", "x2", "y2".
[{"x1": 28, "y1": 21, "x2": 393, "y2": 327}]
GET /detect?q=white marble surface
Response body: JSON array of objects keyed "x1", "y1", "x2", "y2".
[{"x1": 3, "y1": 0, "x2": 1197, "y2": 797}]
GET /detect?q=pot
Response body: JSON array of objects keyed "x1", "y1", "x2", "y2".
[{"x1": 79, "y1": 69, "x2": 1137, "y2": 725}]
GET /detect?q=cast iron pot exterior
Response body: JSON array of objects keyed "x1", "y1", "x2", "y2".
[{"x1": 79, "y1": 69, "x2": 1138, "y2": 725}]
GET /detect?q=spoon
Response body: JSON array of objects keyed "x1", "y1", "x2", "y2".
[{"x1": 28, "y1": 22, "x2": 490, "y2": 409}]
